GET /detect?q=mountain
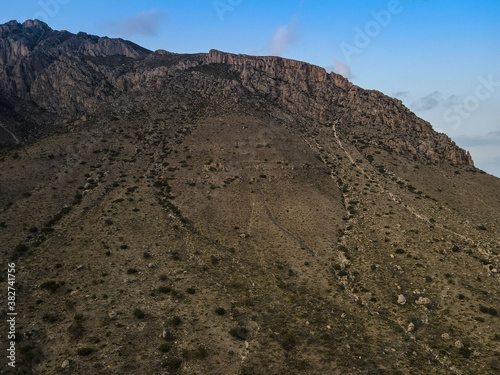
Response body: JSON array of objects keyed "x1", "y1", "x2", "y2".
[{"x1": 0, "y1": 20, "x2": 498, "y2": 375}]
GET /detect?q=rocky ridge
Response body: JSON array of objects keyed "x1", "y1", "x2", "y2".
[{"x1": 0, "y1": 20, "x2": 472, "y2": 165}]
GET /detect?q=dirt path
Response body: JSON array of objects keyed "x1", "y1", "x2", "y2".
[{"x1": 0, "y1": 120, "x2": 20, "y2": 144}]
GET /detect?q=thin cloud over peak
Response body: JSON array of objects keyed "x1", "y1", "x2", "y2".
[
  {"x1": 252, "y1": 16, "x2": 299, "y2": 57},
  {"x1": 325, "y1": 60, "x2": 353, "y2": 79},
  {"x1": 108, "y1": 9, "x2": 167, "y2": 38}
]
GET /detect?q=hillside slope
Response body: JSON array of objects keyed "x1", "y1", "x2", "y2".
[{"x1": 0, "y1": 20, "x2": 498, "y2": 375}]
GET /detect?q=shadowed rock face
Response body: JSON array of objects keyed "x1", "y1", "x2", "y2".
[
  {"x1": 0, "y1": 20, "x2": 471, "y2": 165},
  {"x1": 1, "y1": 20, "x2": 497, "y2": 375}
]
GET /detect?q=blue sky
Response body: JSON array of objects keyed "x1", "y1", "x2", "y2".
[{"x1": 2, "y1": 0, "x2": 500, "y2": 176}]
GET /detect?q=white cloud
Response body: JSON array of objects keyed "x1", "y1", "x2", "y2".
[
  {"x1": 488, "y1": 130, "x2": 500, "y2": 137},
  {"x1": 412, "y1": 91, "x2": 442, "y2": 111},
  {"x1": 392, "y1": 91, "x2": 409, "y2": 98},
  {"x1": 411, "y1": 91, "x2": 461, "y2": 111},
  {"x1": 451, "y1": 134, "x2": 500, "y2": 177},
  {"x1": 108, "y1": 9, "x2": 167, "y2": 38},
  {"x1": 253, "y1": 16, "x2": 299, "y2": 56},
  {"x1": 328, "y1": 60, "x2": 353, "y2": 79}
]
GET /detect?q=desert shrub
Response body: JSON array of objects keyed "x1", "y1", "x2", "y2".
[
  {"x1": 171, "y1": 289, "x2": 184, "y2": 299},
  {"x1": 19, "y1": 345, "x2": 43, "y2": 364},
  {"x1": 158, "y1": 286, "x2": 171, "y2": 294},
  {"x1": 170, "y1": 316, "x2": 182, "y2": 326},
  {"x1": 40, "y1": 280, "x2": 61, "y2": 292},
  {"x1": 479, "y1": 305, "x2": 497, "y2": 316},
  {"x1": 77, "y1": 347, "x2": 94, "y2": 356},
  {"x1": 195, "y1": 345, "x2": 209, "y2": 359},
  {"x1": 42, "y1": 313, "x2": 58, "y2": 323},
  {"x1": 74, "y1": 313, "x2": 84, "y2": 321},
  {"x1": 163, "y1": 357, "x2": 182, "y2": 370},
  {"x1": 15, "y1": 244, "x2": 29, "y2": 254},
  {"x1": 67, "y1": 322, "x2": 84, "y2": 338},
  {"x1": 215, "y1": 307, "x2": 226, "y2": 315},
  {"x1": 133, "y1": 309, "x2": 145, "y2": 319},
  {"x1": 459, "y1": 345, "x2": 472, "y2": 358},
  {"x1": 229, "y1": 326, "x2": 249, "y2": 340},
  {"x1": 281, "y1": 332, "x2": 298, "y2": 351},
  {"x1": 163, "y1": 330, "x2": 175, "y2": 341},
  {"x1": 127, "y1": 268, "x2": 138, "y2": 274},
  {"x1": 186, "y1": 288, "x2": 196, "y2": 294},
  {"x1": 158, "y1": 343, "x2": 171, "y2": 353}
]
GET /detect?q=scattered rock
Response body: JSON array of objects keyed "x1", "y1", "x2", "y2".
[
  {"x1": 441, "y1": 333, "x2": 450, "y2": 340},
  {"x1": 397, "y1": 295, "x2": 406, "y2": 305},
  {"x1": 407, "y1": 322, "x2": 415, "y2": 332},
  {"x1": 416, "y1": 297, "x2": 431, "y2": 306},
  {"x1": 108, "y1": 311, "x2": 117, "y2": 319},
  {"x1": 61, "y1": 359, "x2": 70, "y2": 369},
  {"x1": 76, "y1": 264, "x2": 84, "y2": 271},
  {"x1": 455, "y1": 340, "x2": 464, "y2": 349}
]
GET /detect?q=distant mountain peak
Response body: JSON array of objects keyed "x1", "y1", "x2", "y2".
[
  {"x1": 0, "y1": 19, "x2": 51, "y2": 34},
  {"x1": 22, "y1": 19, "x2": 51, "y2": 30}
]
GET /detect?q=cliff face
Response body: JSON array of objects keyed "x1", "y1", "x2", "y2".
[
  {"x1": 0, "y1": 20, "x2": 150, "y2": 116},
  {"x1": 0, "y1": 20, "x2": 472, "y2": 165},
  {"x1": 204, "y1": 49, "x2": 472, "y2": 165}
]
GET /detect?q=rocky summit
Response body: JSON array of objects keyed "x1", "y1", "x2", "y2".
[{"x1": 0, "y1": 20, "x2": 498, "y2": 375}]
